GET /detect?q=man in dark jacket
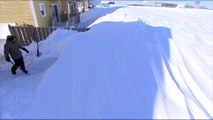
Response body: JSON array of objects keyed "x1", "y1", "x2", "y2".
[{"x1": 4, "y1": 35, "x2": 29, "y2": 75}]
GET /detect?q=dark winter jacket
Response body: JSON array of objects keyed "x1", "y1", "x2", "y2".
[{"x1": 4, "y1": 38, "x2": 23, "y2": 60}]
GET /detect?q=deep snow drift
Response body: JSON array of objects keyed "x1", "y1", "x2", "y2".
[{"x1": 0, "y1": 4, "x2": 213, "y2": 119}]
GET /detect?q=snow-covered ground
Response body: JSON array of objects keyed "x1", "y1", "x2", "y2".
[{"x1": 0, "y1": 3, "x2": 213, "y2": 119}]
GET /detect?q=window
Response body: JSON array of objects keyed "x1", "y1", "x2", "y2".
[
  {"x1": 39, "y1": 3, "x2": 46, "y2": 17},
  {"x1": 68, "y1": 2, "x2": 77, "y2": 15}
]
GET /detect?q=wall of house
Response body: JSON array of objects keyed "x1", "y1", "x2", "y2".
[
  {"x1": 0, "y1": 1, "x2": 34, "y2": 25},
  {"x1": 62, "y1": 0, "x2": 89, "y2": 14},
  {"x1": 60, "y1": 0, "x2": 68, "y2": 13},
  {"x1": 83, "y1": 0, "x2": 89, "y2": 11},
  {"x1": 76, "y1": 0, "x2": 89, "y2": 12},
  {"x1": 33, "y1": 0, "x2": 60, "y2": 27}
]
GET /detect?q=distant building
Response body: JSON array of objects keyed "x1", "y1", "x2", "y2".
[{"x1": 161, "y1": 3, "x2": 177, "y2": 8}]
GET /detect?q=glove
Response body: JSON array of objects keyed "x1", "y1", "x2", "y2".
[
  {"x1": 6, "y1": 57, "x2": 10, "y2": 62},
  {"x1": 25, "y1": 49, "x2": 29, "y2": 53},
  {"x1": 23, "y1": 48, "x2": 29, "y2": 53},
  {"x1": 19, "y1": 46, "x2": 29, "y2": 53}
]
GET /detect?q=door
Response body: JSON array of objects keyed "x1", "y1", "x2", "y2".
[
  {"x1": 68, "y1": 2, "x2": 76, "y2": 15},
  {"x1": 51, "y1": 4, "x2": 59, "y2": 22}
]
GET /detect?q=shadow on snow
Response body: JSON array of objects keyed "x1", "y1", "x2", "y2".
[{"x1": 25, "y1": 20, "x2": 172, "y2": 119}]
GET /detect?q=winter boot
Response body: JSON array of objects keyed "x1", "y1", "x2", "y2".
[
  {"x1": 22, "y1": 69, "x2": 28, "y2": 74},
  {"x1": 11, "y1": 66, "x2": 17, "y2": 75}
]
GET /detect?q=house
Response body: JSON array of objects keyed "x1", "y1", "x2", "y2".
[
  {"x1": 0, "y1": 0, "x2": 90, "y2": 39},
  {"x1": 60, "y1": 0, "x2": 90, "y2": 14},
  {"x1": 59, "y1": 0, "x2": 90, "y2": 26},
  {"x1": 0, "y1": 0, "x2": 59, "y2": 27},
  {"x1": 161, "y1": 3, "x2": 177, "y2": 8}
]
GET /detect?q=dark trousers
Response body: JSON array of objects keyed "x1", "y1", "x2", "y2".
[{"x1": 11, "y1": 57, "x2": 26, "y2": 74}]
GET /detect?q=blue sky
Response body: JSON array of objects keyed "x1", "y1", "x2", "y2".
[{"x1": 100, "y1": 0, "x2": 213, "y2": 9}]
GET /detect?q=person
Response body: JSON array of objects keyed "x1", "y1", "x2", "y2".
[{"x1": 4, "y1": 35, "x2": 29, "y2": 75}]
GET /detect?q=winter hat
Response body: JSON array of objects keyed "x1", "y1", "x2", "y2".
[{"x1": 7, "y1": 35, "x2": 15, "y2": 41}]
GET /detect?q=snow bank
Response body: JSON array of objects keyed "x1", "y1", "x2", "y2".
[
  {"x1": 0, "y1": 29, "x2": 77, "y2": 118},
  {"x1": 1, "y1": 3, "x2": 212, "y2": 119},
  {"x1": 0, "y1": 23, "x2": 16, "y2": 39},
  {"x1": 24, "y1": 6, "x2": 212, "y2": 119}
]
